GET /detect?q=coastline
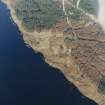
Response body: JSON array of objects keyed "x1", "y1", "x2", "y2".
[{"x1": 1, "y1": 0, "x2": 105, "y2": 105}]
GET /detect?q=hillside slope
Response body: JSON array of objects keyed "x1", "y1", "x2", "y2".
[{"x1": 2, "y1": 0, "x2": 105, "y2": 105}]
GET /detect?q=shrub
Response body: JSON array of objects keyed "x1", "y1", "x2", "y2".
[{"x1": 98, "y1": 76, "x2": 105, "y2": 95}]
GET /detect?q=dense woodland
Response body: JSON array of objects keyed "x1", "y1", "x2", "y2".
[
  {"x1": 15, "y1": 0, "x2": 64, "y2": 31},
  {"x1": 79, "y1": 0, "x2": 98, "y2": 15},
  {"x1": 65, "y1": 0, "x2": 98, "y2": 21}
]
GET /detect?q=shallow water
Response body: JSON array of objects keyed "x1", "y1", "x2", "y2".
[{"x1": 0, "y1": 1, "x2": 98, "y2": 105}]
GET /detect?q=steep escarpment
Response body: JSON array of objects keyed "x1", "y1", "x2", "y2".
[{"x1": 2, "y1": 0, "x2": 105, "y2": 105}]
